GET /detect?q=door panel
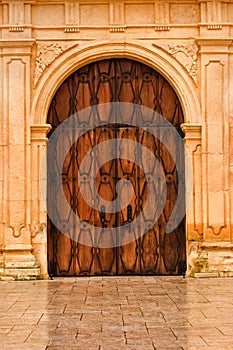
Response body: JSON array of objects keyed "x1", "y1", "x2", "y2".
[
  {"x1": 116, "y1": 127, "x2": 140, "y2": 275},
  {"x1": 47, "y1": 58, "x2": 186, "y2": 276},
  {"x1": 93, "y1": 126, "x2": 117, "y2": 275}
]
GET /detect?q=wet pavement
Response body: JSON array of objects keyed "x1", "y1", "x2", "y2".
[{"x1": 0, "y1": 276, "x2": 233, "y2": 349}]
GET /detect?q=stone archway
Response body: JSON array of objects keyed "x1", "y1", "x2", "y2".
[
  {"x1": 30, "y1": 42, "x2": 201, "y2": 277},
  {"x1": 31, "y1": 42, "x2": 200, "y2": 124}
]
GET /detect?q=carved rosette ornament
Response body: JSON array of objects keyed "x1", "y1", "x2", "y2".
[{"x1": 34, "y1": 42, "x2": 78, "y2": 86}]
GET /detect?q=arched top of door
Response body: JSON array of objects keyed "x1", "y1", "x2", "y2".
[{"x1": 31, "y1": 41, "x2": 201, "y2": 125}]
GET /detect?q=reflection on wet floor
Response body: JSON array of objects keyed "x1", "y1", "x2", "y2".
[{"x1": 0, "y1": 276, "x2": 233, "y2": 349}]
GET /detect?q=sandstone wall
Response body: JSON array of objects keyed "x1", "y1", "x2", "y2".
[{"x1": 0, "y1": 0, "x2": 232, "y2": 278}]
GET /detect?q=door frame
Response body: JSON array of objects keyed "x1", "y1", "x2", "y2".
[{"x1": 30, "y1": 42, "x2": 202, "y2": 278}]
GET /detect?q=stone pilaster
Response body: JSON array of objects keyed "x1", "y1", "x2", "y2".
[
  {"x1": 184, "y1": 38, "x2": 233, "y2": 276},
  {"x1": 0, "y1": 40, "x2": 40, "y2": 279},
  {"x1": 181, "y1": 124, "x2": 203, "y2": 241},
  {"x1": 181, "y1": 124, "x2": 203, "y2": 276},
  {"x1": 30, "y1": 125, "x2": 51, "y2": 279},
  {"x1": 197, "y1": 39, "x2": 232, "y2": 242}
]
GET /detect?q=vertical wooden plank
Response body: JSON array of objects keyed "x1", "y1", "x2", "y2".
[
  {"x1": 117, "y1": 127, "x2": 140, "y2": 274},
  {"x1": 92, "y1": 59, "x2": 117, "y2": 275},
  {"x1": 94, "y1": 125, "x2": 117, "y2": 275},
  {"x1": 139, "y1": 128, "x2": 160, "y2": 274},
  {"x1": 47, "y1": 75, "x2": 75, "y2": 276}
]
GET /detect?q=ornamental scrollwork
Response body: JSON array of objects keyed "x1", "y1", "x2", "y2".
[
  {"x1": 153, "y1": 42, "x2": 198, "y2": 84},
  {"x1": 34, "y1": 42, "x2": 78, "y2": 86},
  {"x1": 167, "y1": 44, "x2": 198, "y2": 84}
]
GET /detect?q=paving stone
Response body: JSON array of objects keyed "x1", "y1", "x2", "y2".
[{"x1": 1, "y1": 276, "x2": 233, "y2": 349}]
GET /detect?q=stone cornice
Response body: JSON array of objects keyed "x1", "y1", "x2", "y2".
[
  {"x1": 0, "y1": 39, "x2": 35, "y2": 48},
  {"x1": 1, "y1": 1, "x2": 35, "y2": 3},
  {"x1": 197, "y1": 0, "x2": 230, "y2": 2},
  {"x1": 196, "y1": 39, "x2": 233, "y2": 46}
]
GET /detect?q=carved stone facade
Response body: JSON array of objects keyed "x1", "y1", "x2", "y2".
[
  {"x1": 34, "y1": 42, "x2": 78, "y2": 85},
  {"x1": 0, "y1": 0, "x2": 233, "y2": 279}
]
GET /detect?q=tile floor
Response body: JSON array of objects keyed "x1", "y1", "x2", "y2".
[{"x1": 0, "y1": 276, "x2": 233, "y2": 349}]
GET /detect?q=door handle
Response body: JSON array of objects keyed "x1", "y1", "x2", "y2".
[
  {"x1": 127, "y1": 205, "x2": 132, "y2": 222},
  {"x1": 100, "y1": 205, "x2": 106, "y2": 223}
]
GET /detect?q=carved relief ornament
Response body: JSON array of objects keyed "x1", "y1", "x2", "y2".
[
  {"x1": 34, "y1": 42, "x2": 78, "y2": 86},
  {"x1": 168, "y1": 44, "x2": 198, "y2": 83},
  {"x1": 153, "y1": 42, "x2": 198, "y2": 84},
  {"x1": 7, "y1": 224, "x2": 30, "y2": 238}
]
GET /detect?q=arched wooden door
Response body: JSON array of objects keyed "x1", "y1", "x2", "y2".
[{"x1": 47, "y1": 59, "x2": 186, "y2": 276}]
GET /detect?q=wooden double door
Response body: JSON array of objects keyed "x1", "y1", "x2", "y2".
[{"x1": 47, "y1": 58, "x2": 186, "y2": 276}]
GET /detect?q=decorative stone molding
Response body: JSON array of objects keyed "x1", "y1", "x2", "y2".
[
  {"x1": 197, "y1": 39, "x2": 232, "y2": 54},
  {"x1": 109, "y1": 26, "x2": 125, "y2": 33},
  {"x1": 154, "y1": 25, "x2": 170, "y2": 31},
  {"x1": 153, "y1": 42, "x2": 198, "y2": 84},
  {"x1": 31, "y1": 124, "x2": 52, "y2": 140},
  {"x1": 34, "y1": 42, "x2": 78, "y2": 86},
  {"x1": 207, "y1": 24, "x2": 222, "y2": 30},
  {"x1": 7, "y1": 225, "x2": 29, "y2": 238},
  {"x1": 0, "y1": 39, "x2": 35, "y2": 48},
  {"x1": 167, "y1": 44, "x2": 198, "y2": 84},
  {"x1": 31, "y1": 41, "x2": 200, "y2": 125},
  {"x1": 181, "y1": 124, "x2": 202, "y2": 140},
  {"x1": 64, "y1": 26, "x2": 79, "y2": 33},
  {"x1": 64, "y1": 2, "x2": 80, "y2": 33},
  {"x1": 9, "y1": 26, "x2": 24, "y2": 32}
]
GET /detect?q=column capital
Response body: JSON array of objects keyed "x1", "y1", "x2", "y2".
[
  {"x1": 196, "y1": 39, "x2": 232, "y2": 53},
  {"x1": 31, "y1": 124, "x2": 52, "y2": 141},
  {"x1": 181, "y1": 123, "x2": 202, "y2": 139}
]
